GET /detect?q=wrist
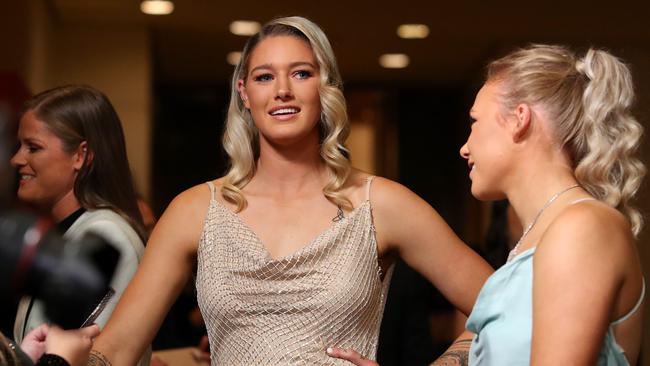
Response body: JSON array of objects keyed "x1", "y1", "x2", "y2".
[{"x1": 88, "y1": 350, "x2": 112, "y2": 366}]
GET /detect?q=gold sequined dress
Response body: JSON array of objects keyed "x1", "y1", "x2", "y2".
[{"x1": 196, "y1": 177, "x2": 393, "y2": 365}]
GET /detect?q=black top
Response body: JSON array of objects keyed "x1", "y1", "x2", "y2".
[
  {"x1": 36, "y1": 354, "x2": 70, "y2": 366},
  {"x1": 56, "y1": 208, "x2": 86, "y2": 234}
]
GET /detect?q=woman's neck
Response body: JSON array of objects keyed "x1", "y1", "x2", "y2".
[
  {"x1": 252, "y1": 135, "x2": 328, "y2": 197},
  {"x1": 506, "y1": 162, "x2": 579, "y2": 231},
  {"x1": 50, "y1": 190, "x2": 82, "y2": 223}
]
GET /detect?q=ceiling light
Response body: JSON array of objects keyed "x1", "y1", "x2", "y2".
[
  {"x1": 227, "y1": 52, "x2": 242, "y2": 66},
  {"x1": 379, "y1": 54, "x2": 410, "y2": 69},
  {"x1": 397, "y1": 24, "x2": 429, "y2": 39},
  {"x1": 229, "y1": 20, "x2": 261, "y2": 36},
  {"x1": 140, "y1": 0, "x2": 174, "y2": 15}
]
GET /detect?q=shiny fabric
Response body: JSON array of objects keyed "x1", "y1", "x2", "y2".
[
  {"x1": 467, "y1": 247, "x2": 633, "y2": 365},
  {"x1": 196, "y1": 178, "x2": 393, "y2": 365}
]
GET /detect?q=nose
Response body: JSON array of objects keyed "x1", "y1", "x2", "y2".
[
  {"x1": 459, "y1": 142, "x2": 469, "y2": 160},
  {"x1": 10, "y1": 147, "x2": 25, "y2": 168},
  {"x1": 275, "y1": 76, "x2": 293, "y2": 100}
]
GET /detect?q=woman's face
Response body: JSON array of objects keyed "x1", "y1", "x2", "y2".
[
  {"x1": 460, "y1": 82, "x2": 513, "y2": 200},
  {"x1": 238, "y1": 35, "x2": 322, "y2": 147},
  {"x1": 10, "y1": 111, "x2": 82, "y2": 209}
]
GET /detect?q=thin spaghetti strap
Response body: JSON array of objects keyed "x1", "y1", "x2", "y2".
[
  {"x1": 569, "y1": 197, "x2": 597, "y2": 205},
  {"x1": 612, "y1": 278, "x2": 645, "y2": 326},
  {"x1": 206, "y1": 181, "x2": 216, "y2": 201},
  {"x1": 365, "y1": 176, "x2": 375, "y2": 202}
]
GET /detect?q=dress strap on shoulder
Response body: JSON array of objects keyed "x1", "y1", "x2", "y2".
[
  {"x1": 612, "y1": 277, "x2": 646, "y2": 326},
  {"x1": 206, "y1": 181, "x2": 216, "y2": 201},
  {"x1": 569, "y1": 197, "x2": 598, "y2": 205},
  {"x1": 365, "y1": 176, "x2": 375, "y2": 202}
]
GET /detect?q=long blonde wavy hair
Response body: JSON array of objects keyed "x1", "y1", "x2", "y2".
[
  {"x1": 221, "y1": 16, "x2": 351, "y2": 211},
  {"x1": 487, "y1": 44, "x2": 645, "y2": 235}
]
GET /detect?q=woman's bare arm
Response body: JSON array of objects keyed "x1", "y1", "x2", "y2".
[
  {"x1": 531, "y1": 204, "x2": 640, "y2": 365},
  {"x1": 430, "y1": 331, "x2": 473, "y2": 366},
  {"x1": 328, "y1": 319, "x2": 474, "y2": 365},
  {"x1": 328, "y1": 178, "x2": 491, "y2": 365},
  {"x1": 372, "y1": 178, "x2": 493, "y2": 316},
  {"x1": 89, "y1": 185, "x2": 211, "y2": 365}
]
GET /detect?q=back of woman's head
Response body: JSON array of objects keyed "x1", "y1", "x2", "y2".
[
  {"x1": 25, "y1": 85, "x2": 146, "y2": 240},
  {"x1": 222, "y1": 16, "x2": 351, "y2": 211},
  {"x1": 487, "y1": 44, "x2": 645, "y2": 235}
]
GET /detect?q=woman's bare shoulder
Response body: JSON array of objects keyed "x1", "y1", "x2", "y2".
[
  {"x1": 365, "y1": 175, "x2": 425, "y2": 209},
  {"x1": 537, "y1": 200, "x2": 634, "y2": 271},
  {"x1": 151, "y1": 180, "x2": 220, "y2": 252},
  {"x1": 163, "y1": 179, "x2": 223, "y2": 224},
  {"x1": 342, "y1": 170, "x2": 417, "y2": 207},
  {"x1": 548, "y1": 200, "x2": 630, "y2": 247},
  {"x1": 173, "y1": 181, "x2": 214, "y2": 205}
]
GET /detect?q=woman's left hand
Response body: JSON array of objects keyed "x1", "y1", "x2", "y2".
[
  {"x1": 20, "y1": 323, "x2": 50, "y2": 362},
  {"x1": 326, "y1": 347, "x2": 379, "y2": 366}
]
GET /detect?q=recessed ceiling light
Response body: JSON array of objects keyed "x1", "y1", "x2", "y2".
[
  {"x1": 379, "y1": 54, "x2": 410, "y2": 69},
  {"x1": 140, "y1": 0, "x2": 174, "y2": 15},
  {"x1": 227, "y1": 52, "x2": 242, "y2": 66},
  {"x1": 397, "y1": 24, "x2": 429, "y2": 39},
  {"x1": 229, "y1": 20, "x2": 261, "y2": 36}
]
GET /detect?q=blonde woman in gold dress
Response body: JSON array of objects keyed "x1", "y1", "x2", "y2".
[{"x1": 89, "y1": 16, "x2": 492, "y2": 365}]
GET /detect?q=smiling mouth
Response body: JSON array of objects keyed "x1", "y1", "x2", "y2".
[
  {"x1": 18, "y1": 174, "x2": 35, "y2": 184},
  {"x1": 269, "y1": 107, "x2": 301, "y2": 116}
]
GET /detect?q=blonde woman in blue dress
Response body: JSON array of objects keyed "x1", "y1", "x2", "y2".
[{"x1": 331, "y1": 44, "x2": 645, "y2": 366}]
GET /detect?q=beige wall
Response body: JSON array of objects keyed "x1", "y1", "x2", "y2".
[
  {"x1": 25, "y1": 0, "x2": 51, "y2": 93},
  {"x1": 0, "y1": 2, "x2": 30, "y2": 77},
  {"x1": 346, "y1": 90, "x2": 399, "y2": 179},
  {"x1": 45, "y1": 24, "x2": 152, "y2": 199},
  {"x1": 2, "y1": 0, "x2": 152, "y2": 199}
]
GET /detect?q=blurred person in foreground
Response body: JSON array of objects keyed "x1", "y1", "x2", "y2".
[
  {"x1": 10, "y1": 85, "x2": 150, "y2": 366},
  {"x1": 0, "y1": 87, "x2": 102, "y2": 366},
  {"x1": 1, "y1": 324, "x2": 99, "y2": 366}
]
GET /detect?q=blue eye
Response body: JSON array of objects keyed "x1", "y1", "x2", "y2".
[
  {"x1": 254, "y1": 74, "x2": 273, "y2": 82},
  {"x1": 294, "y1": 70, "x2": 312, "y2": 79}
]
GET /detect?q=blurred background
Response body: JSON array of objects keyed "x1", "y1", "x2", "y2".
[{"x1": 1, "y1": 0, "x2": 649, "y2": 364}]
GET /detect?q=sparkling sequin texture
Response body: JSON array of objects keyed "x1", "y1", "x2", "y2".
[{"x1": 196, "y1": 179, "x2": 393, "y2": 365}]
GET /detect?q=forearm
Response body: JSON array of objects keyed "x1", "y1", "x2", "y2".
[
  {"x1": 430, "y1": 331, "x2": 473, "y2": 366},
  {"x1": 88, "y1": 350, "x2": 111, "y2": 366}
]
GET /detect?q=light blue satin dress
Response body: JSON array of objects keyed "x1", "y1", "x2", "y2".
[{"x1": 466, "y1": 247, "x2": 643, "y2": 365}]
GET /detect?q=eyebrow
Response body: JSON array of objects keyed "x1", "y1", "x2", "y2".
[
  {"x1": 250, "y1": 61, "x2": 317, "y2": 74},
  {"x1": 19, "y1": 137, "x2": 46, "y2": 147},
  {"x1": 21, "y1": 137, "x2": 44, "y2": 144}
]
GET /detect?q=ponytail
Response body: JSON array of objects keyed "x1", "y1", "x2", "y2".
[
  {"x1": 487, "y1": 45, "x2": 645, "y2": 235},
  {"x1": 572, "y1": 49, "x2": 645, "y2": 235}
]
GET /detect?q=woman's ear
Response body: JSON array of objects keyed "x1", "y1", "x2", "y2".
[
  {"x1": 511, "y1": 103, "x2": 532, "y2": 142},
  {"x1": 73, "y1": 141, "x2": 92, "y2": 171},
  {"x1": 237, "y1": 79, "x2": 250, "y2": 109}
]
